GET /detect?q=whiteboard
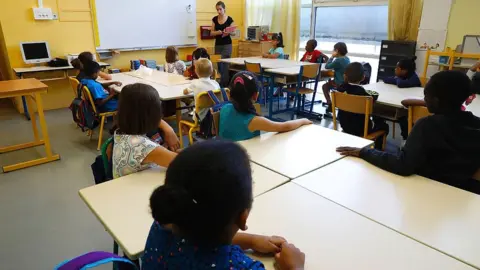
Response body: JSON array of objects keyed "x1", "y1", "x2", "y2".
[{"x1": 94, "y1": 0, "x2": 197, "y2": 51}]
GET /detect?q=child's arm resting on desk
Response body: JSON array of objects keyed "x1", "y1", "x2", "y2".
[
  {"x1": 233, "y1": 233, "x2": 285, "y2": 254},
  {"x1": 99, "y1": 71, "x2": 112, "y2": 81},
  {"x1": 142, "y1": 146, "x2": 177, "y2": 167},
  {"x1": 325, "y1": 58, "x2": 339, "y2": 69},
  {"x1": 248, "y1": 117, "x2": 312, "y2": 133},
  {"x1": 337, "y1": 118, "x2": 430, "y2": 176},
  {"x1": 401, "y1": 98, "x2": 426, "y2": 107}
]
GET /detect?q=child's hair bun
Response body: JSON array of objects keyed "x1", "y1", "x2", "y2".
[
  {"x1": 150, "y1": 185, "x2": 196, "y2": 225},
  {"x1": 412, "y1": 56, "x2": 417, "y2": 61}
]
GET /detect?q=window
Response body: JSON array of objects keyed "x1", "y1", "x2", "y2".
[
  {"x1": 314, "y1": 5, "x2": 388, "y2": 57},
  {"x1": 299, "y1": 0, "x2": 312, "y2": 59}
]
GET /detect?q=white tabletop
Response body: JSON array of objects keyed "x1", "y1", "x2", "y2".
[
  {"x1": 13, "y1": 62, "x2": 110, "y2": 73},
  {"x1": 220, "y1": 57, "x2": 315, "y2": 69},
  {"x1": 247, "y1": 183, "x2": 473, "y2": 270},
  {"x1": 126, "y1": 70, "x2": 191, "y2": 87},
  {"x1": 79, "y1": 163, "x2": 288, "y2": 259},
  {"x1": 238, "y1": 125, "x2": 373, "y2": 179},
  {"x1": 101, "y1": 73, "x2": 192, "y2": 101},
  {"x1": 293, "y1": 157, "x2": 480, "y2": 269},
  {"x1": 363, "y1": 82, "x2": 424, "y2": 108},
  {"x1": 264, "y1": 64, "x2": 328, "y2": 76}
]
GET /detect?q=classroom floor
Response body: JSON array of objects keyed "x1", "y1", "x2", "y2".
[{"x1": 0, "y1": 98, "x2": 401, "y2": 270}]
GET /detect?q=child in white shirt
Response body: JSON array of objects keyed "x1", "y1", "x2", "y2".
[
  {"x1": 165, "y1": 46, "x2": 186, "y2": 75},
  {"x1": 183, "y1": 58, "x2": 221, "y2": 121}
]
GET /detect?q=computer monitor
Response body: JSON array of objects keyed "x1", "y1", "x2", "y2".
[{"x1": 20, "y1": 41, "x2": 51, "y2": 64}]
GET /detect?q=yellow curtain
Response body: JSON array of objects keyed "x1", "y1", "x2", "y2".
[
  {"x1": 388, "y1": 0, "x2": 424, "y2": 41},
  {"x1": 246, "y1": 0, "x2": 301, "y2": 60}
]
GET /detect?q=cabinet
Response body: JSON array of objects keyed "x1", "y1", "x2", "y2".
[
  {"x1": 377, "y1": 40, "x2": 416, "y2": 82},
  {"x1": 238, "y1": 41, "x2": 272, "y2": 57}
]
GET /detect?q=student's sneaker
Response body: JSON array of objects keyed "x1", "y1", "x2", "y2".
[{"x1": 324, "y1": 104, "x2": 333, "y2": 118}]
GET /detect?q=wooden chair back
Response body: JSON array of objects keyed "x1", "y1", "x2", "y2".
[
  {"x1": 301, "y1": 64, "x2": 320, "y2": 79},
  {"x1": 82, "y1": 85, "x2": 99, "y2": 115},
  {"x1": 331, "y1": 91, "x2": 374, "y2": 138},
  {"x1": 68, "y1": 77, "x2": 80, "y2": 97},
  {"x1": 193, "y1": 88, "x2": 230, "y2": 124},
  {"x1": 245, "y1": 62, "x2": 262, "y2": 73},
  {"x1": 210, "y1": 54, "x2": 222, "y2": 63},
  {"x1": 212, "y1": 102, "x2": 261, "y2": 138},
  {"x1": 408, "y1": 105, "x2": 431, "y2": 134}
]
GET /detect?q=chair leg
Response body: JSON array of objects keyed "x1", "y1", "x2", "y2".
[
  {"x1": 310, "y1": 91, "x2": 317, "y2": 113},
  {"x1": 179, "y1": 123, "x2": 185, "y2": 148},
  {"x1": 188, "y1": 128, "x2": 194, "y2": 146},
  {"x1": 97, "y1": 116, "x2": 105, "y2": 151},
  {"x1": 392, "y1": 122, "x2": 396, "y2": 139}
]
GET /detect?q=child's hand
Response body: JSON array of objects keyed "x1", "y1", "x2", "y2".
[
  {"x1": 163, "y1": 129, "x2": 180, "y2": 152},
  {"x1": 336, "y1": 147, "x2": 362, "y2": 157},
  {"x1": 251, "y1": 235, "x2": 286, "y2": 254},
  {"x1": 114, "y1": 81, "x2": 122, "y2": 87},
  {"x1": 274, "y1": 243, "x2": 305, "y2": 270},
  {"x1": 300, "y1": 119, "x2": 313, "y2": 126},
  {"x1": 331, "y1": 51, "x2": 338, "y2": 58},
  {"x1": 183, "y1": 89, "x2": 190, "y2": 95}
]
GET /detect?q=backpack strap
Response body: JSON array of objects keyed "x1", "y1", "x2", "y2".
[
  {"x1": 220, "y1": 88, "x2": 229, "y2": 102},
  {"x1": 207, "y1": 90, "x2": 221, "y2": 105},
  {"x1": 55, "y1": 251, "x2": 138, "y2": 270}
]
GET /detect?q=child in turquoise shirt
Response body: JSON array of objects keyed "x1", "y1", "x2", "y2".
[
  {"x1": 263, "y1": 33, "x2": 285, "y2": 59},
  {"x1": 219, "y1": 71, "x2": 311, "y2": 141},
  {"x1": 322, "y1": 42, "x2": 350, "y2": 113}
]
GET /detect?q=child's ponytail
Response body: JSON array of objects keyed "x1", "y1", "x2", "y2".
[{"x1": 150, "y1": 185, "x2": 197, "y2": 225}]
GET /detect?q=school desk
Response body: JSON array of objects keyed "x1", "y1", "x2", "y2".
[
  {"x1": 220, "y1": 57, "x2": 315, "y2": 70},
  {"x1": 13, "y1": 62, "x2": 110, "y2": 120},
  {"x1": 0, "y1": 79, "x2": 60, "y2": 172},
  {"x1": 126, "y1": 70, "x2": 191, "y2": 87},
  {"x1": 293, "y1": 157, "x2": 480, "y2": 269},
  {"x1": 247, "y1": 183, "x2": 473, "y2": 270},
  {"x1": 78, "y1": 163, "x2": 288, "y2": 260},
  {"x1": 363, "y1": 82, "x2": 424, "y2": 108},
  {"x1": 100, "y1": 72, "x2": 193, "y2": 132},
  {"x1": 238, "y1": 125, "x2": 373, "y2": 179}
]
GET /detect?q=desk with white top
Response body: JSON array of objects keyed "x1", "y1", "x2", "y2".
[
  {"x1": 79, "y1": 163, "x2": 288, "y2": 259},
  {"x1": 294, "y1": 157, "x2": 480, "y2": 269},
  {"x1": 247, "y1": 183, "x2": 473, "y2": 270},
  {"x1": 238, "y1": 125, "x2": 373, "y2": 179},
  {"x1": 363, "y1": 82, "x2": 424, "y2": 108},
  {"x1": 220, "y1": 57, "x2": 315, "y2": 69},
  {"x1": 126, "y1": 70, "x2": 191, "y2": 87}
]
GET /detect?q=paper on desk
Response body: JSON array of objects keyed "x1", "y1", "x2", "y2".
[{"x1": 134, "y1": 65, "x2": 154, "y2": 77}]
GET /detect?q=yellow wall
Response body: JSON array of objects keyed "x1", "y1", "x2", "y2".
[
  {"x1": 0, "y1": 0, "x2": 244, "y2": 111},
  {"x1": 446, "y1": 0, "x2": 480, "y2": 48}
]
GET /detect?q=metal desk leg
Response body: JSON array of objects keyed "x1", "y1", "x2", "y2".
[
  {"x1": 21, "y1": 96, "x2": 31, "y2": 120},
  {"x1": 268, "y1": 75, "x2": 275, "y2": 119}
]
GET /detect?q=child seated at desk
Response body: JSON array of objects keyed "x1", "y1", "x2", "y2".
[
  {"x1": 337, "y1": 62, "x2": 388, "y2": 150},
  {"x1": 322, "y1": 42, "x2": 350, "y2": 113},
  {"x1": 112, "y1": 83, "x2": 178, "y2": 178},
  {"x1": 71, "y1": 51, "x2": 112, "y2": 81},
  {"x1": 143, "y1": 140, "x2": 305, "y2": 270},
  {"x1": 337, "y1": 71, "x2": 480, "y2": 195},
  {"x1": 183, "y1": 58, "x2": 220, "y2": 122},
  {"x1": 301, "y1": 39, "x2": 328, "y2": 63},
  {"x1": 263, "y1": 33, "x2": 285, "y2": 59},
  {"x1": 383, "y1": 57, "x2": 422, "y2": 88},
  {"x1": 219, "y1": 71, "x2": 312, "y2": 141},
  {"x1": 80, "y1": 61, "x2": 121, "y2": 113},
  {"x1": 184, "y1": 48, "x2": 210, "y2": 80},
  {"x1": 165, "y1": 46, "x2": 186, "y2": 75}
]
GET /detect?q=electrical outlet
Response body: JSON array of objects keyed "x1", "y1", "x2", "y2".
[
  {"x1": 33, "y1": 7, "x2": 54, "y2": 20},
  {"x1": 52, "y1": 13, "x2": 58, "y2": 20}
]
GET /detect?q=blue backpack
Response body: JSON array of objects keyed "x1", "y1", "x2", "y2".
[
  {"x1": 198, "y1": 88, "x2": 230, "y2": 138},
  {"x1": 55, "y1": 251, "x2": 137, "y2": 270},
  {"x1": 70, "y1": 85, "x2": 99, "y2": 132}
]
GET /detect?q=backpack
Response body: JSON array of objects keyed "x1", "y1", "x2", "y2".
[
  {"x1": 91, "y1": 138, "x2": 114, "y2": 185},
  {"x1": 70, "y1": 84, "x2": 99, "y2": 132},
  {"x1": 55, "y1": 251, "x2": 138, "y2": 270},
  {"x1": 198, "y1": 88, "x2": 230, "y2": 138},
  {"x1": 360, "y1": 62, "x2": 372, "y2": 85}
]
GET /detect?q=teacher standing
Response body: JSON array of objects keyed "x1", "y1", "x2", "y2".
[{"x1": 211, "y1": 1, "x2": 234, "y2": 86}]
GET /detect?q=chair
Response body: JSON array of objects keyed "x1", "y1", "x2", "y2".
[
  {"x1": 331, "y1": 91, "x2": 387, "y2": 150},
  {"x1": 245, "y1": 61, "x2": 269, "y2": 105},
  {"x1": 82, "y1": 86, "x2": 118, "y2": 150},
  {"x1": 213, "y1": 103, "x2": 261, "y2": 138},
  {"x1": 284, "y1": 64, "x2": 321, "y2": 117},
  {"x1": 407, "y1": 105, "x2": 431, "y2": 134},
  {"x1": 210, "y1": 54, "x2": 222, "y2": 81},
  {"x1": 68, "y1": 77, "x2": 80, "y2": 97},
  {"x1": 179, "y1": 88, "x2": 230, "y2": 148}
]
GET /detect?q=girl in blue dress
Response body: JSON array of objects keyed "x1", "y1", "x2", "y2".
[{"x1": 142, "y1": 140, "x2": 305, "y2": 269}]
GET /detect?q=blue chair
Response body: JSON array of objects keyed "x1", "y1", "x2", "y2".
[{"x1": 245, "y1": 61, "x2": 270, "y2": 105}]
